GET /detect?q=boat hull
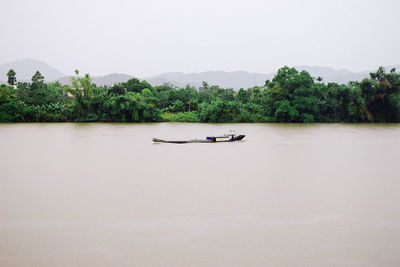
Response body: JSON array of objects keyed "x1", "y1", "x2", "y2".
[{"x1": 152, "y1": 135, "x2": 245, "y2": 144}]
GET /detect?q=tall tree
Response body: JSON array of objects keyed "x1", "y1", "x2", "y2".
[
  {"x1": 7, "y1": 69, "x2": 17, "y2": 85},
  {"x1": 68, "y1": 71, "x2": 98, "y2": 119},
  {"x1": 32, "y1": 71, "x2": 44, "y2": 83},
  {"x1": 199, "y1": 81, "x2": 209, "y2": 91},
  {"x1": 122, "y1": 78, "x2": 153, "y2": 93}
]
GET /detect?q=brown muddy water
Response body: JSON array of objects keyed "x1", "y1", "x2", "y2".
[{"x1": 0, "y1": 123, "x2": 400, "y2": 266}]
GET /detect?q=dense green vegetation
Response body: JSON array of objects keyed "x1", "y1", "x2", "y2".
[{"x1": 1, "y1": 66, "x2": 400, "y2": 123}]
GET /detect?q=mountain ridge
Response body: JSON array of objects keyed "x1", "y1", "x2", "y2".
[
  {"x1": 1, "y1": 58, "x2": 399, "y2": 89},
  {"x1": 0, "y1": 58, "x2": 65, "y2": 82}
]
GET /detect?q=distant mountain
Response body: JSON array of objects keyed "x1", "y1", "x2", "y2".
[
  {"x1": 56, "y1": 73, "x2": 134, "y2": 87},
  {"x1": 0, "y1": 58, "x2": 65, "y2": 82},
  {"x1": 294, "y1": 66, "x2": 369, "y2": 84},
  {"x1": 296, "y1": 65, "x2": 400, "y2": 84},
  {"x1": 145, "y1": 71, "x2": 273, "y2": 89},
  {"x1": 148, "y1": 65, "x2": 400, "y2": 89},
  {"x1": 52, "y1": 66, "x2": 400, "y2": 89},
  {"x1": 1, "y1": 58, "x2": 399, "y2": 89},
  {"x1": 56, "y1": 71, "x2": 267, "y2": 89},
  {"x1": 93, "y1": 73, "x2": 134, "y2": 86}
]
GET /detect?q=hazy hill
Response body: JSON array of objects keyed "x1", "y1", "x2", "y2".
[
  {"x1": 0, "y1": 58, "x2": 65, "y2": 82},
  {"x1": 56, "y1": 73, "x2": 134, "y2": 87},
  {"x1": 294, "y1": 66, "x2": 369, "y2": 84},
  {"x1": 1, "y1": 58, "x2": 399, "y2": 89},
  {"x1": 148, "y1": 65, "x2": 400, "y2": 89},
  {"x1": 300, "y1": 65, "x2": 399, "y2": 84},
  {"x1": 145, "y1": 71, "x2": 272, "y2": 89}
]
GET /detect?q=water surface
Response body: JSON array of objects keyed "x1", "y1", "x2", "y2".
[{"x1": 0, "y1": 123, "x2": 400, "y2": 266}]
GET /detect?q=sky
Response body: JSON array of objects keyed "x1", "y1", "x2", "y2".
[{"x1": 1, "y1": 0, "x2": 399, "y2": 77}]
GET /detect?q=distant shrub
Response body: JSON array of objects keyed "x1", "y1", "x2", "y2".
[
  {"x1": 74, "y1": 113, "x2": 99, "y2": 122},
  {"x1": 161, "y1": 111, "x2": 200, "y2": 122}
]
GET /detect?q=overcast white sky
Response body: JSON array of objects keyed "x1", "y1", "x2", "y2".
[{"x1": 1, "y1": 0, "x2": 399, "y2": 77}]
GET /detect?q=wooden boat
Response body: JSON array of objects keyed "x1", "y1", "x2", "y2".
[{"x1": 152, "y1": 133, "x2": 245, "y2": 144}]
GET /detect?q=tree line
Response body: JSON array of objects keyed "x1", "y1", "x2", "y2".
[{"x1": 1, "y1": 66, "x2": 399, "y2": 123}]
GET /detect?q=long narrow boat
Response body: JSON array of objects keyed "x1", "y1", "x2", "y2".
[{"x1": 152, "y1": 133, "x2": 245, "y2": 144}]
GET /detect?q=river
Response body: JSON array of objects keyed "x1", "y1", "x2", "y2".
[{"x1": 0, "y1": 123, "x2": 400, "y2": 266}]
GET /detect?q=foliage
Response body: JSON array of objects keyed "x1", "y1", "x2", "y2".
[
  {"x1": 7, "y1": 69, "x2": 16, "y2": 85},
  {"x1": 1, "y1": 67, "x2": 400, "y2": 123},
  {"x1": 161, "y1": 111, "x2": 200, "y2": 122},
  {"x1": 31, "y1": 71, "x2": 44, "y2": 83}
]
